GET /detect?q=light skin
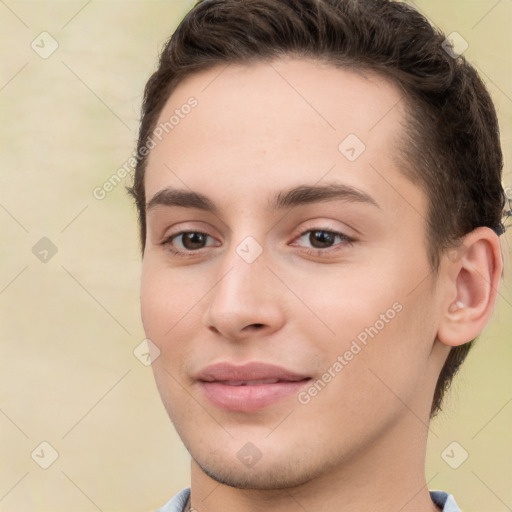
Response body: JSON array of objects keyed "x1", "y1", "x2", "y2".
[{"x1": 140, "y1": 58, "x2": 502, "y2": 512}]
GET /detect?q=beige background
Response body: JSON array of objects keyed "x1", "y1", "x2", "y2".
[{"x1": 0, "y1": 1, "x2": 511, "y2": 511}]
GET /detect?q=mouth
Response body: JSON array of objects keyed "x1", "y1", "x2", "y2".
[
  {"x1": 217, "y1": 379, "x2": 287, "y2": 386},
  {"x1": 196, "y1": 362, "x2": 311, "y2": 412}
]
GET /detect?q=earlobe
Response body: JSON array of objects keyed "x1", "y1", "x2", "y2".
[{"x1": 437, "y1": 227, "x2": 503, "y2": 347}]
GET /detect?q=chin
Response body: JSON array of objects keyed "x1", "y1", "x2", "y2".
[{"x1": 190, "y1": 448, "x2": 327, "y2": 491}]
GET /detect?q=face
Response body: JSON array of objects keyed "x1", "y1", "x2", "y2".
[{"x1": 141, "y1": 58, "x2": 447, "y2": 489}]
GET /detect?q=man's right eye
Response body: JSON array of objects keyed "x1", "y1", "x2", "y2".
[{"x1": 162, "y1": 231, "x2": 218, "y2": 256}]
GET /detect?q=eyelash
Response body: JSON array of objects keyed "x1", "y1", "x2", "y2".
[
  {"x1": 161, "y1": 231, "x2": 214, "y2": 258},
  {"x1": 161, "y1": 228, "x2": 354, "y2": 258},
  {"x1": 293, "y1": 228, "x2": 354, "y2": 256}
]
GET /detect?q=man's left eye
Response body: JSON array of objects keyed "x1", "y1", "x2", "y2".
[{"x1": 295, "y1": 229, "x2": 352, "y2": 250}]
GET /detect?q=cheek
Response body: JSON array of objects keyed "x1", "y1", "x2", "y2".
[
  {"x1": 140, "y1": 256, "x2": 194, "y2": 335},
  {"x1": 295, "y1": 263, "x2": 436, "y2": 394},
  {"x1": 140, "y1": 256, "x2": 210, "y2": 373},
  {"x1": 339, "y1": 289, "x2": 438, "y2": 413},
  {"x1": 288, "y1": 264, "x2": 402, "y2": 343},
  {"x1": 140, "y1": 259, "x2": 195, "y2": 406},
  {"x1": 140, "y1": 261, "x2": 165, "y2": 339}
]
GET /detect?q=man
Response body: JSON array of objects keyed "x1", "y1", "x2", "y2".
[{"x1": 128, "y1": 1, "x2": 506, "y2": 510}]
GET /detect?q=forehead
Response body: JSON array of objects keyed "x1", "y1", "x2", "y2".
[{"x1": 145, "y1": 57, "x2": 415, "y2": 206}]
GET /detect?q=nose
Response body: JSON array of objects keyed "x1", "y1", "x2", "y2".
[{"x1": 202, "y1": 247, "x2": 286, "y2": 341}]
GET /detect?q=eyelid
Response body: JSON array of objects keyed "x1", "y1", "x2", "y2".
[
  {"x1": 286, "y1": 219, "x2": 357, "y2": 254},
  {"x1": 290, "y1": 219, "x2": 356, "y2": 242},
  {"x1": 161, "y1": 230, "x2": 218, "y2": 247},
  {"x1": 160, "y1": 231, "x2": 221, "y2": 259},
  {"x1": 159, "y1": 220, "x2": 356, "y2": 258},
  {"x1": 160, "y1": 219, "x2": 221, "y2": 242},
  {"x1": 292, "y1": 228, "x2": 353, "y2": 245}
]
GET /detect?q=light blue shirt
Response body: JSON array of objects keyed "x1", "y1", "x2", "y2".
[{"x1": 156, "y1": 488, "x2": 461, "y2": 511}]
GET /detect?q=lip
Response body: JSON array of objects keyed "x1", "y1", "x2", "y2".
[{"x1": 196, "y1": 362, "x2": 311, "y2": 412}]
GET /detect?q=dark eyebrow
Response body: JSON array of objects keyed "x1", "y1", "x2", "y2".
[
  {"x1": 146, "y1": 188, "x2": 219, "y2": 213},
  {"x1": 270, "y1": 183, "x2": 380, "y2": 210},
  {"x1": 146, "y1": 183, "x2": 379, "y2": 213}
]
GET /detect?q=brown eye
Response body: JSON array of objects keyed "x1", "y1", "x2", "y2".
[
  {"x1": 309, "y1": 230, "x2": 336, "y2": 248},
  {"x1": 180, "y1": 232, "x2": 208, "y2": 250},
  {"x1": 294, "y1": 229, "x2": 353, "y2": 253},
  {"x1": 166, "y1": 231, "x2": 215, "y2": 252}
]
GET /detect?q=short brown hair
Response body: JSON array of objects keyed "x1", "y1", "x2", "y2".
[{"x1": 128, "y1": 0, "x2": 506, "y2": 416}]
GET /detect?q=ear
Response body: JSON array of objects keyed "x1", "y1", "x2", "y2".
[{"x1": 437, "y1": 227, "x2": 503, "y2": 347}]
